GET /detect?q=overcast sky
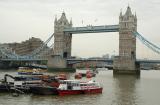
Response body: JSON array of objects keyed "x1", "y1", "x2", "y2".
[{"x1": 0, "y1": 0, "x2": 160, "y2": 59}]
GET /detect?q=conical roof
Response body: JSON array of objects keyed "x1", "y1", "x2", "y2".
[
  {"x1": 56, "y1": 12, "x2": 69, "y2": 26},
  {"x1": 125, "y1": 6, "x2": 132, "y2": 16},
  {"x1": 59, "y1": 12, "x2": 67, "y2": 21}
]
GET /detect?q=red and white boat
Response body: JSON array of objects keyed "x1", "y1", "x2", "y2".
[{"x1": 58, "y1": 80, "x2": 103, "y2": 96}]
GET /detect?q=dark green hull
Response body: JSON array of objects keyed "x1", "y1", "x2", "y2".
[{"x1": 47, "y1": 68, "x2": 76, "y2": 72}]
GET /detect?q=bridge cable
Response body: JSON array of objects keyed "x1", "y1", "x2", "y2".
[{"x1": 133, "y1": 32, "x2": 160, "y2": 54}]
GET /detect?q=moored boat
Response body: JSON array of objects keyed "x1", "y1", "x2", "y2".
[
  {"x1": 1, "y1": 73, "x2": 71, "y2": 94},
  {"x1": 75, "y1": 69, "x2": 96, "y2": 78},
  {"x1": 58, "y1": 80, "x2": 103, "y2": 96},
  {"x1": 0, "y1": 81, "x2": 10, "y2": 92},
  {"x1": 86, "y1": 70, "x2": 96, "y2": 78},
  {"x1": 29, "y1": 76, "x2": 61, "y2": 95},
  {"x1": 86, "y1": 73, "x2": 92, "y2": 78},
  {"x1": 17, "y1": 67, "x2": 46, "y2": 75},
  {"x1": 18, "y1": 67, "x2": 33, "y2": 75},
  {"x1": 30, "y1": 85, "x2": 58, "y2": 95}
]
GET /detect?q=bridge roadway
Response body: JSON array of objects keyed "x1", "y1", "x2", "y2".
[
  {"x1": 66, "y1": 58, "x2": 160, "y2": 64},
  {"x1": 64, "y1": 25, "x2": 119, "y2": 34},
  {"x1": 0, "y1": 58, "x2": 48, "y2": 61},
  {"x1": 1, "y1": 58, "x2": 160, "y2": 64}
]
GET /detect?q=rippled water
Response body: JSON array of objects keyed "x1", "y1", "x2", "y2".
[{"x1": 0, "y1": 70, "x2": 160, "y2": 105}]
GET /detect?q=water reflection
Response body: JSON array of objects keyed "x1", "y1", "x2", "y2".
[{"x1": 113, "y1": 75, "x2": 140, "y2": 105}]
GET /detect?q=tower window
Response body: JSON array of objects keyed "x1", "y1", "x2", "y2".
[
  {"x1": 131, "y1": 51, "x2": 135, "y2": 59},
  {"x1": 63, "y1": 52, "x2": 68, "y2": 58}
]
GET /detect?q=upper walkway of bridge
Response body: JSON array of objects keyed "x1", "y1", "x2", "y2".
[{"x1": 64, "y1": 25, "x2": 119, "y2": 34}]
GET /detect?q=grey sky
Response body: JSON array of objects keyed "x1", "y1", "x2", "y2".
[{"x1": 0, "y1": 0, "x2": 160, "y2": 59}]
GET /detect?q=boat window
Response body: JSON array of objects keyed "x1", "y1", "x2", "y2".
[
  {"x1": 80, "y1": 84, "x2": 87, "y2": 86},
  {"x1": 74, "y1": 83, "x2": 79, "y2": 86},
  {"x1": 60, "y1": 81, "x2": 66, "y2": 84}
]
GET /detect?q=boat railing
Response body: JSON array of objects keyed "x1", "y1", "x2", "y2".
[{"x1": 80, "y1": 81, "x2": 103, "y2": 89}]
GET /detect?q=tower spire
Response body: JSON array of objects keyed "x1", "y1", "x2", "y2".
[
  {"x1": 125, "y1": 5, "x2": 132, "y2": 16},
  {"x1": 135, "y1": 12, "x2": 137, "y2": 18},
  {"x1": 61, "y1": 11, "x2": 66, "y2": 19},
  {"x1": 54, "y1": 15, "x2": 57, "y2": 23},
  {"x1": 70, "y1": 18, "x2": 72, "y2": 26},
  {"x1": 120, "y1": 9, "x2": 122, "y2": 17}
]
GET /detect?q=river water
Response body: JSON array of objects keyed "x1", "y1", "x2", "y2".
[{"x1": 0, "y1": 69, "x2": 160, "y2": 105}]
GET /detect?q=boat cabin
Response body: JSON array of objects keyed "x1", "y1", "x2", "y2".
[
  {"x1": 58, "y1": 80, "x2": 81, "y2": 90},
  {"x1": 80, "y1": 80, "x2": 101, "y2": 89}
]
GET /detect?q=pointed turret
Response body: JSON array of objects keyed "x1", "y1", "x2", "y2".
[
  {"x1": 70, "y1": 18, "x2": 72, "y2": 26},
  {"x1": 54, "y1": 15, "x2": 57, "y2": 24},
  {"x1": 60, "y1": 11, "x2": 67, "y2": 21},
  {"x1": 134, "y1": 12, "x2": 137, "y2": 20},
  {"x1": 55, "y1": 12, "x2": 70, "y2": 26},
  {"x1": 119, "y1": 9, "x2": 123, "y2": 21},
  {"x1": 119, "y1": 6, "x2": 137, "y2": 29},
  {"x1": 125, "y1": 6, "x2": 132, "y2": 16},
  {"x1": 120, "y1": 11, "x2": 122, "y2": 17}
]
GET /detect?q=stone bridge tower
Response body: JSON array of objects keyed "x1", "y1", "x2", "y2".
[
  {"x1": 47, "y1": 12, "x2": 73, "y2": 71},
  {"x1": 113, "y1": 6, "x2": 140, "y2": 74}
]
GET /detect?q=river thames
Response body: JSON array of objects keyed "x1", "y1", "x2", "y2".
[{"x1": 0, "y1": 69, "x2": 160, "y2": 105}]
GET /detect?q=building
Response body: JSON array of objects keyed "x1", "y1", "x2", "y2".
[{"x1": 2, "y1": 37, "x2": 52, "y2": 59}]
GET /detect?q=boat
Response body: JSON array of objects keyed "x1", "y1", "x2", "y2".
[
  {"x1": 58, "y1": 80, "x2": 103, "y2": 96},
  {"x1": 29, "y1": 85, "x2": 58, "y2": 95},
  {"x1": 29, "y1": 76, "x2": 61, "y2": 95},
  {"x1": 17, "y1": 67, "x2": 33, "y2": 75},
  {"x1": 0, "y1": 73, "x2": 66, "y2": 94},
  {"x1": 17, "y1": 67, "x2": 46, "y2": 75},
  {"x1": 86, "y1": 73, "x2": 92, "y2": 78},
  {"x1": 0, "y1": 80, "x2": 10, "y2": 92},
  {"x1": 86, "y1": 70, "x2": 96, "y2": 78},
  {"x1": 2, "y1": 74, "x2": 53, "y2": 93},
  {"x1": 3, "y1": 74, "x2": 43, "y2": 93}
]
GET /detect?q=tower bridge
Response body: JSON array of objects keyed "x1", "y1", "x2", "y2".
[
  {"x1": 47, "y1": 6, "x2": 140, "y2": 75},
  {"x1": 1, "y1": 6, "x2": 160, "y2": 75}
]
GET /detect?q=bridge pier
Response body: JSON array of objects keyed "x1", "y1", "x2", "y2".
[
  {"x1": 47, "y1": 55, "x2": 75, "y2": 72},
  {"x1": 0, "y1": 61, "x2": 24, "y2": 69},
  {"x1": 0, "y1": 61, "x2": 11, "y2": 69},
  {"x1": 113, "y1": 6, "x2": 140, "y2": 75},
  {"x1": 48, "y1": 55, "x2": 67, "y2": 70},
  {"x1": 113, "y1": 56, "x2": 140, "y2": 75}
]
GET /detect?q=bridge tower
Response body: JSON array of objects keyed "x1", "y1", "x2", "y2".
[
  {"x1": 47, "y1": 12, "x2": 73, "y2": 71},
  {"x1": 113, "y1": 6, "x2": 140, "y2": 75}
]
